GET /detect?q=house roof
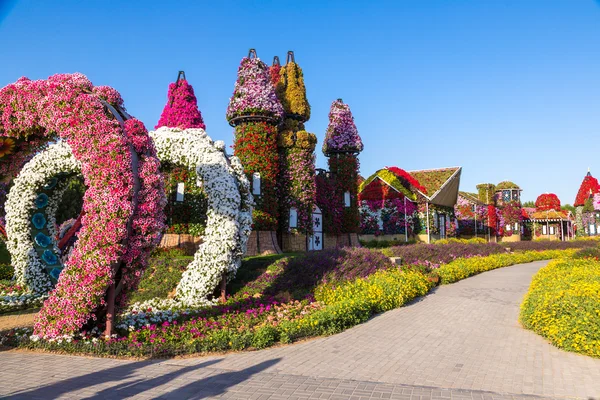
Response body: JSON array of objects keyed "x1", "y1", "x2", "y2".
[
  {"x1": 358, "y1": 167, "x2": 418, "y2": 201},
  {"x1": 574, "y1": 170, "x2": 600, "y2": 207},
  {"x1": 408, "y1": 167, "x2": 462, "y2": 207},
  {"x1": 531, "y1": 210, "x2": 570, "y2": 221},
  {"x1": 458, "y1": 191, "x2": 483, "y2": 204},
  {"x1": 496, "y1": 181, "x2": 521, "y2": 190}
]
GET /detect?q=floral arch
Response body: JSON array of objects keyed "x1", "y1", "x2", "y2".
[{"x1": 0, "y1": 73, "x2": 165, "y2": 338}]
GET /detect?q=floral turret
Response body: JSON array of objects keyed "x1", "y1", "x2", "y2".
[
  {"x1": 226, "y1": 49, "x2": 283, "y2": 126},
  {"x1": 275, "y1": 51, "x2": 311, "y2": 122},
  {"x1": 229, "y1": 49, "x2": 283, "y2": 234},
  {"x1": 156, "y1": 71, "x2": 206, "y2": 130},
  {"x1": 274, "y1": 51, "x2": 316, "y2": 237},
  {"x1": 322, "y1": 99, "x2": 363, "y2": 156}
]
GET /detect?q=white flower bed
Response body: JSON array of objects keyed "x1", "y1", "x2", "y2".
[
  {"x1": 150, "y1": 127, "x2": 253, "y2": 303},
  {"x1": 5, "y1": 141, "x2": 80, "y2": 296}
]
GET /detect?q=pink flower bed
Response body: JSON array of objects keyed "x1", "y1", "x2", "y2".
[{"x1": 322, "y1": 99, "x2": 363, "y2": 155}]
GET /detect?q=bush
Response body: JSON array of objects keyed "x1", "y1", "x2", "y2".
[
  {"x1": 506, "y1": 240, "x2": 598, "y2": 252},
  {"x1": 438, "y1": 249, "x2": 576, "y2": 284},
  {"x1": 520, "y1": 258, "x2": 600, "y2": 358},
  {"x1": 0, "y1": 263, "x2": 13, "y2": 280},
  {"x1": 383, "y1": 242, "x2": 506, "y2": 268},
  {"x1": 572, "y1": 247, "x2": 600, "y2": 260}
]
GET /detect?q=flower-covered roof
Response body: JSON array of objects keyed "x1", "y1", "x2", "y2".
[
  {"x1": 535, "y1": 193, "x2": 561, "y2": 211},
  {"x1": 409, "y1": 167, "x2": 460, "y2": 197},
  {"x1": 358, "y1": 167, "x2": 420, "y2": 201},
  {"x1": 322, "y1": 99, "x2": 363, "y2": 155},
  {"x1": 408, "y1": 167, "x2": 462, "y2": 207},
  {"x1": 496, "y1": 181, "x2": 521, "y2": 190},
  {"x1": 458, "y1": 191, "x2": 483, "y2": 204},
  {"x1": 574, "y1": 170, "x2": 600, "y2": 207},
  {"x1": 156, "y1": 74, "x2": 205, "y2": 130},
  {"x1": 531, "y1": 209, "x2": 570, "y2": 221},
  {"x1": 226, "y1": 52, "x2": 284, "y2": 123}
]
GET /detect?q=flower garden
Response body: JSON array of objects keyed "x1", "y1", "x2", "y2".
[{"x1": 0, "y1": 50, "x2": 599, "y2": 361}]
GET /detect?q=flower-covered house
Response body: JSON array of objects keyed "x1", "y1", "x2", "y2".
[
  {"x1": 529, "y1": 193, "x2": 573, "y2": 241},
  {"x1": 574, "y1": 169, "x2": 600, "y2": 236},
  {"x1": 358, "y1": 166, "x2": 462, "y2": 243},
  {"x1": 455, "y1": 191, "x2": 487, "y2": 238}
]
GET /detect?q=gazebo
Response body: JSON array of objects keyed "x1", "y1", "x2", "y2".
[{"x1": 530, "y1": 209, "x2": 574, "y2": 241}]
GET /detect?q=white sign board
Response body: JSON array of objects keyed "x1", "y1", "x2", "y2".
[
  {"x1": 176, "y1": 182, "x2": 185, "y2": 202},
  {"x1": 252, "y1": 172, "x2": 261, "y2": 196},
  {"x1": 289, "y1": 208, "x2": 298, "y2": 229}
]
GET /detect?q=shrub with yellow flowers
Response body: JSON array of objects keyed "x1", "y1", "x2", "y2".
[{"x1": 520, "y1": 258, "x2": 600, "y2": 358}]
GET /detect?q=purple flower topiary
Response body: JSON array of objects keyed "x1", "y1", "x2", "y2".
[
  {"x1": 322, "y1": 99, "x2": 363, "y2": 155},
  {"x1": 226, "y1": 56, "x2": 284, "y2": 122},
  {"x1": 156, "y1": 79, "x2": 206, "y2": 130}
]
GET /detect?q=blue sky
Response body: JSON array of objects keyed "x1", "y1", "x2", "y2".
[{"x1": 1, "y1": 0, "x2": 599, "y2": 204}]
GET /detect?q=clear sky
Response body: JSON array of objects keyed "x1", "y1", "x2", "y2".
[{"x1": 1, "y1": 0, "x2": 599, "y2": 204}]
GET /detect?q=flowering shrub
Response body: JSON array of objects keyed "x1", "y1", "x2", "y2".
[
  {"x1": 156, "y1": 79, "x2": 205, "y2": 130},
  {"x1": 438, "y1": 249, "x2": 577, "y2": 284},
  {"x1": 384, "y1": 242, "x2": 505, "y2": 269},
  {"x1": 322, "y1": 99, "x2": 363, "y2": 155},
  {"x1": 150, "y1": 127, "x2": 253, "y2": 303},
  {"x1": 0, "y1": 74, "x2": 165, "y2": 338},
  {"x1": 226, "y1": 56, "x2": 283, "y2": 122},
  {"x1": 520, "y1": 258, "x2": 600, "y2": 358},
  {"x1": 505, "y1": 240, "x2": 598, "y2": 252},
  {"x1": 535, "y1": 193, "x2": 561, "y2": 211}
]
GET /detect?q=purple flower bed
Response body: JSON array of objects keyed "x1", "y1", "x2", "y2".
[{"x1": 386, "y1": 242, "x2": 506, "y2": 268}]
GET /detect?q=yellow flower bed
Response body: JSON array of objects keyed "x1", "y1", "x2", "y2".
[
  {"x1": 438, "y1": 249, "x2": 576, "y2": 284},
  {"x1": 520, "y1": 258, "x2": 600, "y2": 358}
]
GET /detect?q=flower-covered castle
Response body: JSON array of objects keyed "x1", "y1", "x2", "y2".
[{"x1": 574, "y1": 169, "x2": 600, "y2": 236}]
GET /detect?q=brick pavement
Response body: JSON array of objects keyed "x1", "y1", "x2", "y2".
[{"x1": 1, "y1": 260, "x2": 599, "y2": 399}]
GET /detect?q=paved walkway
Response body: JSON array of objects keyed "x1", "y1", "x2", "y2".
[{"x1": 1, "y1": 260, "x2": 600, "y2": 400}]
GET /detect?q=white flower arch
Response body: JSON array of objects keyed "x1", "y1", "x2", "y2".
[
  {"x1": 150, "y1": 127, "x2": 253, "y2": 303},
  {"x1": 5, "y1": 141, "x2": 81, "y2": 294}
]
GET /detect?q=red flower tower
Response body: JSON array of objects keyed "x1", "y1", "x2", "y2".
[{"x1": 321, "y1": 99, "x2": 364, "y2": 246}]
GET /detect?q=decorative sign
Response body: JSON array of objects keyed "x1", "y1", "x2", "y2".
[
  {"x1": 252, "y1": 172, "x2": 261, "y2": 196},
  {"x1": 289, "y1": 207, "x2": 298, "y2": 229},
  {"x1": 344, "y1": 191, "x2": 351, "y2": 207},
  {"x1": 176, "y1": 182, "x2": 185, "y2": 202}
]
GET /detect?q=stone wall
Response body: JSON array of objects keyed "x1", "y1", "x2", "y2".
[
  {"x1": 244, "y1": 231, "x2": 283, "y2": 256},
  {"x1": 159, "y1": 234, "x2": 202, "y2": 255},
  {"x1": 281, "y1": 232, "x2": 307, "y2": 252}
]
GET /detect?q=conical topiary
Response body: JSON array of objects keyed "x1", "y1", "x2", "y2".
[
  {"x1": 156, "y1": 73, "x2": 205, "y2": 130},
  {"x1": 322, "y1": 99, "x2": 363, "y2": 155},
  {"x1": 277, "y1": 51, "x2": 310, "y2": 121},
  {"x1": 226, "y1": 51, "x2": 283, "y2": 123}
]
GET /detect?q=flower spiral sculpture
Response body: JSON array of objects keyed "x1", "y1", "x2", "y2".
[{"x1": 0, "y1": 74, "x2": 166, "y2": 338}]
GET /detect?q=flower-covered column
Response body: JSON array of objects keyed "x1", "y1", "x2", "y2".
[
  {"x1": 272, "y1": 52, "x2": 317, "y2": 250},
  {"x1": 322, "y1": 99, "x2": 363, "y2": 239},
  {"x1": 227, "y1": 50, "x2": 284, "y2": 253},
  {"x1": 155, "y1": 71, "x2": 208, "y2": 250}
]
